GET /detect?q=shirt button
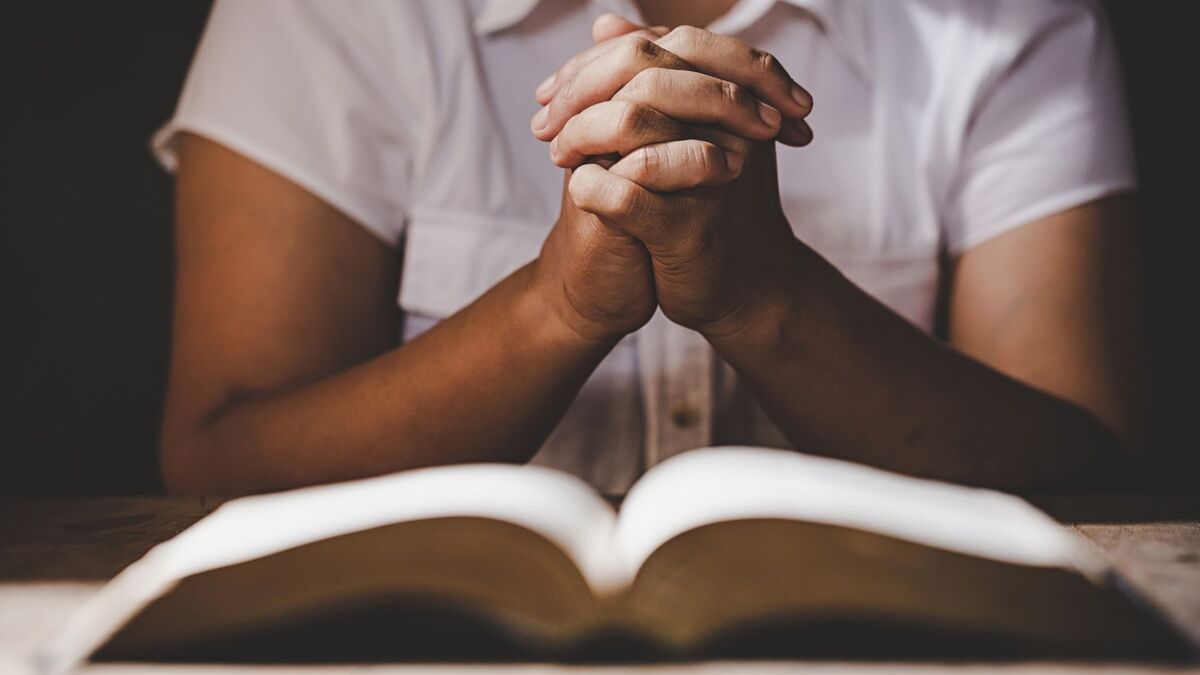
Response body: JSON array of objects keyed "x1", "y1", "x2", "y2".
[{"x1": 670, "y1": 405, "x2": 699, "y2": 429}]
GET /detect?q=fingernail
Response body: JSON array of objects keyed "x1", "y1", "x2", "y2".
[
  {"x1": 725, "y1": 150, "x2": 744, "y2": 173},
  {"x1": 757, "y1": 102, "x2": 782, "y2": 128},
  {"x1": 536, "y1": 73, "x2": 556, "y2": 98},
  {"x1": 531, "y1": 106, "x2": 550, "y2": 133},
  {"x1": 791, "y1": 83, "x2": 813, "y2": 111}
]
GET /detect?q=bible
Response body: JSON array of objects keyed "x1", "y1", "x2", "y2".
[{"x1": 39, "y1": 447, "x2": 1179, "y2": 669}]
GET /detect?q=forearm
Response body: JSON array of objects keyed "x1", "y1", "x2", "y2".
[
  {"x1": 708, "y1": 244, "x2": 1133, "y2": 491},
  {"x1": 162, "y1": 261, "x2": 614, "y2": 495}
]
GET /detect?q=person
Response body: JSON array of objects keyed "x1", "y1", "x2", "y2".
[{"x1": 154, "y1": 0, "x2": 1147, "y2": 496}]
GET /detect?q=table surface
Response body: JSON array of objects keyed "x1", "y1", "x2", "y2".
[{"x1": 1, "y1": 494, "x2": 1198, "y2": 674}]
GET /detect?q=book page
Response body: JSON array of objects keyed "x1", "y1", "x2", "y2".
[
  {"x1": 158, "y1": 463, "x2": 624, "y2": 591},
  {"x1": 613, "y1": 447, "x2": 1105, "y2": 579}
]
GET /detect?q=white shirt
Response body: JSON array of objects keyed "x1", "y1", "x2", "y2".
[{"x1": 153, "y1": 0, "x2": 1136, "y2": 496}]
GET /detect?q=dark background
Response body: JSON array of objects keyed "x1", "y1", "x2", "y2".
[{"x1": 1, "y1": 2, "x2": 1194, "y2": 496}]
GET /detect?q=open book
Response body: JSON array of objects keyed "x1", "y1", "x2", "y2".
[{"x1": 40, "y1": 447, "x2": 1180, "y2": 669}]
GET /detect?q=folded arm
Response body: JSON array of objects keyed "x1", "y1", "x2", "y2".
[
  {"x1": 161, "y1": 23, "x2": 813, "y2": 495},
  {"x1": 710, "y1": 195, "x2": 1148, "y2": 490},
  {"x1": 547, "y1": 19, "x2": 1148, "y2": 490},
  {"x1": 161, "y1": 135, "x2": 618, "y2": 495}
]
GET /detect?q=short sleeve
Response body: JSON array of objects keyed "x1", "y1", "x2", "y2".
[
  {"x1": 941, "y1": 0, "x2": 1136, "y2": 254},
  {"x1": 152, "y1": 0, "x2": 424, "y2": 246}
]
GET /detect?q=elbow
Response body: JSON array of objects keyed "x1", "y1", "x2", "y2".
[
  {"x1": 1054, "y1": 403, "x2": 1151, "y2": 492},
  {"x1": 159, "y1": 428, "x2": 214, "y2": 496},
  {"x1": 1095, "y1": 419, "x2": 1155, "y2": 491},
  {"x1": 1082, "y1": 396, "x2": 1152, "y2": 490}
]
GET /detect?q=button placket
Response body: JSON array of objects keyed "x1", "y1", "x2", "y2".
[{"x1": 638, "y1": 310, "x2": 713, "y2": 469}]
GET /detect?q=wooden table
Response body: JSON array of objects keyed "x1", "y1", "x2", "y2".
[{"x1": 2, "y1": 495, "x2": 1198, "y2": 674}]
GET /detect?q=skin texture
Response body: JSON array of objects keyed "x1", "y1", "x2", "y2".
[{"x1": 160, "y1": 5, "x2": 1147, "y2": 494}]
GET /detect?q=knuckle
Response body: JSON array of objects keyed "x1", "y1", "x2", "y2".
[
  {"x1": 621, "y1": 67, "x2": 658, "y2": 101},
  {"x1": 607, "y1": 180, "x2": 642, "y2": 219},
  {"x1": 668, "y1": 25, "x2": 703, "y2": 45},
  {"x1": 630, "y1": 146, "x2": 661, "y2": 183},
  {"x1": 555, "y1": 58, "x2": 578, "y2": 84},
  {"x1": 619, "y1": 36, "x2": 659, "y2": 65},
  {"x1": 636, "y1": 66, "x2": 669, "y2": 90},
  {"x1": 677, "y1": 144, "x2": 702, "y2": 177},
  {"x1": 555, "y1": 73, "x2": 577, "y2": 108},
  {"x1": 680, "y1": 142, "x2": 716, "y2": 179},
  {"x1": 750, "y1": 48, "x2": 782, "y2": 77},
  {"x1": 615, "y1": 100, "x2": 651, "y2": 136},
  {"x1": 697, "y1": 142, "x2": 724, "y2": 175},
  {"x1": 719, "y1": 80, "x2": 747, "y2": 109}
]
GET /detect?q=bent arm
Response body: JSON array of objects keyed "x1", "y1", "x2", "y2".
[
  {"x1": 708, "y1": 196, "x2": 1148, "y2": 490},
  {"x1": 161, "y1": 135, "x2": 612, "y2": 495}
]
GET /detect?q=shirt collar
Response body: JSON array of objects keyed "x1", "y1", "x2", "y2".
[
  {"x1": 476, "y1": 0, "x2": 836, "y2": 37},
  {"x1": 473, "y1": 0, "x2": 869, "y2": 81},
  {"x1": 707, "y1": 0, "x2": 870, "y2": 83}
]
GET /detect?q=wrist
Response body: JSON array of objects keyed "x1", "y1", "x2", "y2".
[
  {"x1": 700, "y1": 238, "x2": 820, "y2": 361},
  {"x1": 519, "y1": 258, "x2": 628, "y2": 353}
]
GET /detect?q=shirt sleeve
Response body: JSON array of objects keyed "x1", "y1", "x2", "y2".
[
  {"x1": 941, "y1": 0, "x2": 1136, "y2": 254},
  {"x1": 151, "y1": 0, "x2": 423, "y2": 246}
]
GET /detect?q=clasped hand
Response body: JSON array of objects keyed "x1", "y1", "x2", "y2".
[{"x1": 531, "y1": 15, "x2": 816, "y2": 345}]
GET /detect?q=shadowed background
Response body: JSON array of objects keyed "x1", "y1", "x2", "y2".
[{"x1": 1, "y1": 1, "x2": 1194, "y2": 495}]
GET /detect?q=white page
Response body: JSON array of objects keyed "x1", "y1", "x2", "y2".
[
  {"x1": 148, "y1": 463, "x2": 621, "y2": 590},
  {"x1": 614, "y1": 447, "x2": 1105, "y2": 580},
  {"x1": 39, "y1": 463, "x2": 620, "y2": 675}
]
